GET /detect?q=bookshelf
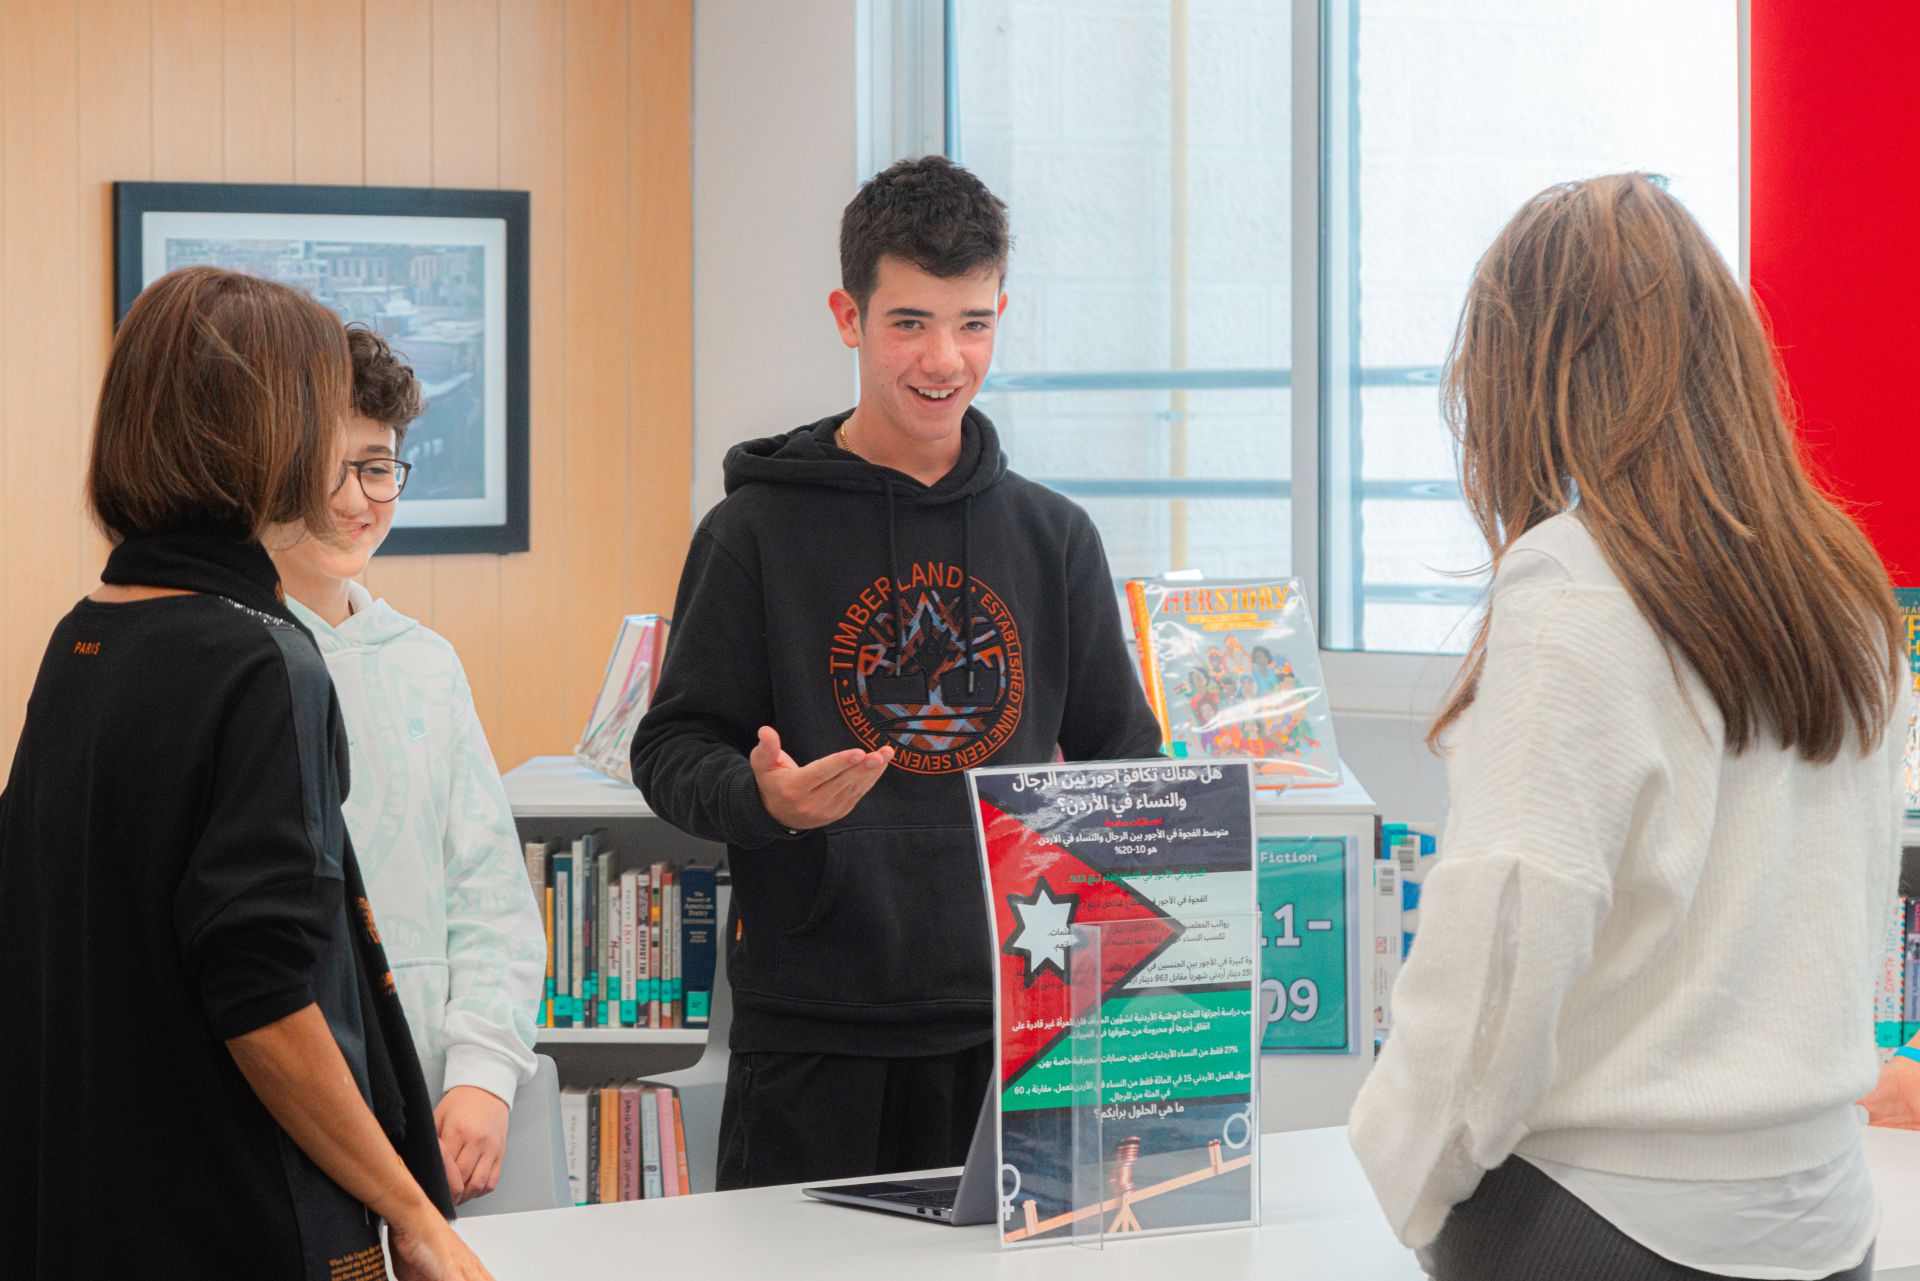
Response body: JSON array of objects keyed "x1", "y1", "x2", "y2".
[
  {"x1": 537, "y1": 1028, "x2": 707, "y2": 1046},
  {"x1": 504, "y1": 755, "x2": 725, "y2": 1073}
]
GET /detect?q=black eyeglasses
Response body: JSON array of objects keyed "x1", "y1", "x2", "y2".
[{"x1": 333, "y1": 457, "x2": 414, "y2": 503}]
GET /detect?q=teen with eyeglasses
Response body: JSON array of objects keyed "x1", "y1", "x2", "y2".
[{"x1": 269, "y1": 325, "x2": 545, "y2": 1209}]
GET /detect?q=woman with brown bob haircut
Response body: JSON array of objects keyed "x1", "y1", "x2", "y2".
[
  {"x1": 1350, "y1": 175, "x2": 1903, "y2": 1280},
  {"x1": 0, "y1": 266, "x2": 493, "y2": 1281}
]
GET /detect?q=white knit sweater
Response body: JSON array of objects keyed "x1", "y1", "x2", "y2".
[{"x1": 1349, "y1": 512, "x2": 1908, "y2": 1248}]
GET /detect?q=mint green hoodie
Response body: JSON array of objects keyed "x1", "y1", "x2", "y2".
[{"x1": 290, "y1": 581, "x2": 544, "y2": 1107}]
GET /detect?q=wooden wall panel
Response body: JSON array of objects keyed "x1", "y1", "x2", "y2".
[
  {"x1": 560, "y1": 0, "x2": 635, "y2": 737},
  {"x1": 76, "y1": 0, "x2": 153, "y2": 595},
  {"x1": 630, "y1": 0, "x2": 693, "y2": 619},
  {"x1": 495, "y1": 0, "x2": 567, "y2": 763},
  {"x1": 2, "y1": 4, "x2": 83, "y2": 768},
  {"x1": 428, "y1": 0, "x2": 505, "y2": 736},
  {"x1": 224, "y1": 0, "x2": 294, "y2": 182},
  {"x1": 0, "y1": 0, "x2": 693, "y2": 779},
  {"x1": 360, "y1": 0, "x2": 439, "y2": 625}
]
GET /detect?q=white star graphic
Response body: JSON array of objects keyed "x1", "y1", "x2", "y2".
[{"x1": 1005, "y1": 878, "x2": 1080, "y2": 984}]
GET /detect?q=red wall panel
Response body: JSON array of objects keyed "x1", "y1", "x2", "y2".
[{"x1": 1750, "y1": 2, "x2": 1920, "y2": 581}]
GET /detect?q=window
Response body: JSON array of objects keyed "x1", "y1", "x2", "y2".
[
  {"x1": 949, "y1": 0, "x2": 1296, "y2": 582},
  {"x1": 1320, "y1": 0, "x2": 1741, "y2": 652},
  {"x1": 914, "y1": 0, "x2": 1740, "y2": 666}
]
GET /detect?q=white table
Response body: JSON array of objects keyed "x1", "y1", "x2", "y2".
[{"x1": 454, "y1": 1125, "x2": 1920, "y2": 1279}]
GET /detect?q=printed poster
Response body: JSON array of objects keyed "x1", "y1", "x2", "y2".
[{"x1": 969, "y1": 758, "x2": 1259, "y2": 1247}]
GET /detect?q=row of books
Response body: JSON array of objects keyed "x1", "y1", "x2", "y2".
[
  {"x1": 1370, "y1": 822, "x2": 1437, "y2": 1055},
  {"x1": 1874, "y1": 897, "x2": 1920, "y2": 1055},
  {"x1": 561, "y1": 1081, "x2": 690, "y2": 1205},
  {"x1": 522, "y1": 833, "x2": 718, "y2": 1030}
]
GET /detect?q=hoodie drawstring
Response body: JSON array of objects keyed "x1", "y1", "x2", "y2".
[
  {"x1": 962, "y1": 495, "x2": 975, "y2": 697},
  {"x1": 885, "y1": 480, "x2": 904, "y2": 673}
]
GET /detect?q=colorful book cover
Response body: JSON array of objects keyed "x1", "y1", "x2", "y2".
[
  {"x1": 1125, "y1": 577, "x2": 1341, "y2": 789},
  {"x1": 679, "y1": 864, "x2": 719, "y2": 1029},
  {"x1": 576, "y1": 614, "x2": 669, "y2": 784},
  {"x1": 1898, "y1": 589, "x2": 1920, "y2": 819},
  {"x1": 970, "y1": 758, "x2": 1259, "y2": 1247}
]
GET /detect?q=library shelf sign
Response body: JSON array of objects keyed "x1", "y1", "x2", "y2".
[
  {"x1": 968, "y1": 757, "x2": 1260, "y2": 1249},
  {"x1": 1257, "y1": 835, "x2": 1355, "y2": 1053}
]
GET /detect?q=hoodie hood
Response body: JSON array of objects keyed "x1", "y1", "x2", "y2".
[
  {"x1": 287, "y1": 579, "x2": 422, "y2": 654},
  {"x1": 722, "y1": 406, "x2": 1007, "y2": 503}
]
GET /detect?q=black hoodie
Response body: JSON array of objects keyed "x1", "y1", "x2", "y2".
[{"x1": 632, "y1": 408, "x2": 1162, "y2": 1057}]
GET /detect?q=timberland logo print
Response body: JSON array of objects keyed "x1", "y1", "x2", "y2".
[{"x1": 829, "y1": 560, "x2": 1025, "y2": 774}]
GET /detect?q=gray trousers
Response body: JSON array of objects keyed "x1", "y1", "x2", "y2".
[{"x1": 1424, "y1": 1156, "x2": 1874, "y2": 1281}]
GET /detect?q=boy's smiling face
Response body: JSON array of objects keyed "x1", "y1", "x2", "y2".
[{"x1": 832, "y1": 255, "x2": 1006, "y2": 453}]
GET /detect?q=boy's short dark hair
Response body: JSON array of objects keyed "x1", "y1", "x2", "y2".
[
  {"x1": 89, "y1": 266, "x2": 349, "y2": 543},
  {"x1": 346, "y1": 325, "x2": 424, "y2": 444},
  {"x1": 839, "y1": 155, "x2": 1010, "y2": 312}
]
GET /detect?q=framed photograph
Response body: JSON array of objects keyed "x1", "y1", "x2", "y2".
[{"x1": 113, "y1": 181, "x2": 530, "y2": 555}]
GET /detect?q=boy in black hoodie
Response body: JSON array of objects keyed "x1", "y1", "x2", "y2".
[{"x1": 632, "y1": 156, "x2": 1162, "y2": 1190}]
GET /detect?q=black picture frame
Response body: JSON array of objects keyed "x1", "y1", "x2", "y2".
[{"x1": 113, "y1": 181, "x2": 531, "y2": 556}]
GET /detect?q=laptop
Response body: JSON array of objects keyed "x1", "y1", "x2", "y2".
[{"x1": 800, "y1": 1085, "x2": 998, "y2": 1226}]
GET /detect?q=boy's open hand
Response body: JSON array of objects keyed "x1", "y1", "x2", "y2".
[{"x1": 751, "y1": 726, "x2": 892, "y2": 831}]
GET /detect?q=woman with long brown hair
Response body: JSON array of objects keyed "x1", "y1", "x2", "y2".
[
  {"x1": 1350, "y1": 174, "x2": 1905, "y2": 1280},
  {"x1": 0, "y1": 267, "x2": 493, "y2": 1280}
]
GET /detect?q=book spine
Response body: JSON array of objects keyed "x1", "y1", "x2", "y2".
[
  {"x1": 569, "y1": 838, "x2": 589, "y2": 1025},
  {"x1": 680, "y1": 866, "x2": 717, "y2": 1029},
  {"x1": 1124, "y1": 579, "x2": 1171, "y2": 750},
  {"x1": 598, "y1": 1086, "x2": 620, "y2": 1205},
  {"x1": 552, "y1": 856, "x2": 573, "y2": 1027},
  {"x1": 665, "y1": 870, "x2": 679, "y2": 1029},
  {"x1": 640, "y1": 1087, "x2": 663, "y2": 1199},
  {"x1": 1371, "y1": 858, "x2": 1401, "y2": 1050},
  {"x1": 596, "y1": 852, "x2": 614, "y2": 1026},
  {"x1": 634, "y1": 867, "x2": 653, "y2": 1028},
  {"x1": 542, "y1": 885, "x2": 556, "y2": 1028},
  {"x1": 606, "y1": 881, "x2": 624, "y2": 1029},
  {"x1": 619, "y1": 870, "x2": 640, "y2": 1027},
  {"x1": 1906, "y1": 898, "x2": 1920, "y2": 1044},
  {"x1": 1881, "y1": 896, "x2": 1909, "y2": 1052},
  {"x1": 656, "y1": 1085, "x2": 680, "y2": 1197},
  {"x1": 671, "y1": 1090, "x2": 692, "y2": 1195},
  {"x1": 561, "y1": 1089, "x2": 588, "y2": 1206},
  {"x1": 620, "y1": 1087, "x2": 641, "y2": 1202},
  {"x1": 648, "y1": 863, "x2": 664, "y2": 1029},
  {"x1": 586, "y1": 1087, "x2": 601, "y2": 1204}
]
